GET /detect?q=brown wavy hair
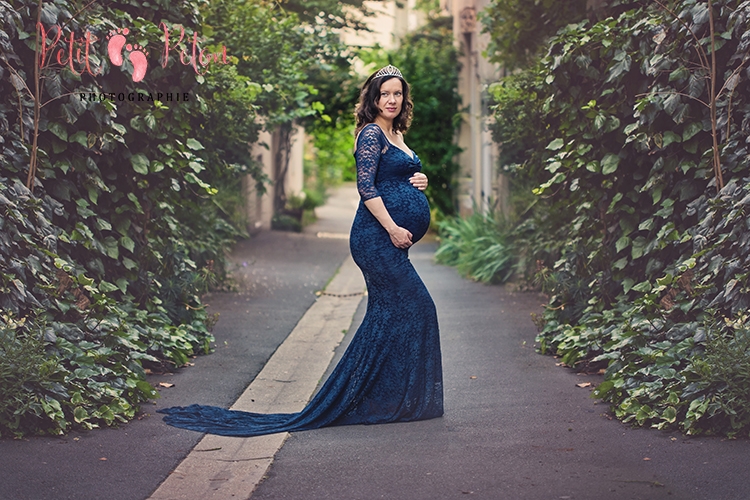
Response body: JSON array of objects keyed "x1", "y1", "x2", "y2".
[{"x1": 354, "y1": 71, "x2": 413, "y2": 137}]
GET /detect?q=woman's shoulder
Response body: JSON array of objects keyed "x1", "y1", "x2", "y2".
[
  {"x1": 359, "y1": 122, "x2": 385, "y2": 138},
  {"x1": 355, "y1": 123, "x2": 385, "y2": 149}
]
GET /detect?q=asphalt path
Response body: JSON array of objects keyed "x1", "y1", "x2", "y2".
[{"x1": 251, "y1": 241, "x2": 750, "y2": 500}]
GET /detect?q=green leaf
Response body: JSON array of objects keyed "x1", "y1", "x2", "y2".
[
  {"x1": 103, "y1": 237, "x2": 119, "y2": 259},
  {"x1": 95, "y1": 218, "x2": 112, "y2": 231},
  {"x1": 546, "y1": 138, "x2": 565, "y2": 151},
  {"x1": 188, "y1": 161, "x2": 204, "y2": 173},
  {"x1": 69, "y1": 131, "x2": 88, "y2": 147},
  {"x1": 72, "y1": 406, "x2": 88, "y2": 424},
  {"x1": 615, "y1": 236, "x2": 631, "y2": 253},
  {"x1": 601, "y1": 154, "x2": 620, "y2": 175},
  {"x1": 186, "y1": 138, "x2": 205, "y2": 150},
  {"x1": 623, "y1": 123, "x2": 638, "y2": 135},
  {"x1": 116, "y1": 278, "x2": 129, "y2": 293},
  {"x1": 49, "y1": 122, "x2": 68, "y2": 141},
  {"x1": 120, "y1": 236, "x2": 135, "y2": 253},
  {"x1": 99, "y1": 281, "x2": 119, "y2": 293},
  {"x1": 668, "y1": 66, "x2": 689, "y2": 82},
  {"x1": 683, "y1": 122, "x2": 702, "y2": 141},
  {"x1": 663, "y1": 131, "x2": 681, "y2": 147},
  {"x1": 662, "y1": 407, "x2": 677, "y2": 423},
  {"x1": 546, "y1": 161, "x2": 562, "y2": 173},
  {"x1": 130, "y1": 154, "x2": 150, "y2": 175}
]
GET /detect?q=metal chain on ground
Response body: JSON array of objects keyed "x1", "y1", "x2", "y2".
[{"x1": 316, "y1": 291, "x2": 366, "y2": 298}]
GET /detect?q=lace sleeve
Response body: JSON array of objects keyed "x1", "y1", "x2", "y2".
[{"x1": 354, "y1": 124, "x2": 383, "y2": 201}]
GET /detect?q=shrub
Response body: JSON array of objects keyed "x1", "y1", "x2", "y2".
[
  {"x1": 435, "y1": 208, "x2": 515, "y2": 284},
  {"x1": 483, "y1": 0, "x2": 750, "y2": 436}
]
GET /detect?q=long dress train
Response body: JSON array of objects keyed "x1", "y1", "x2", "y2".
[{"x1": 158, "y1": 123, "x2": 443, "y2": 436}]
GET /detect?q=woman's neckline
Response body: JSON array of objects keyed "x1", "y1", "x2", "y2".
[{"x1": 368, "y1": 123, "x2": 415, "y2": 161}]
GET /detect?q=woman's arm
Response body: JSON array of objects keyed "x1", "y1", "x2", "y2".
[
  {"x1": 363, "y1": 197, "x2": 413, "y2": 249},
  {"x1": 355, "y1": 125, "x2": 413, "y2": 249}
]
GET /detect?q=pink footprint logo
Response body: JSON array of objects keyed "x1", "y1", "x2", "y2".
[
  {"x1": 107, "y1": 28, "x2": 149, "y2": 82},
  {"x1": 107, "y1": 28, "x2": 129, "y2": 66},
  {"x1": 124, "y1": 43, "x2": 149, "y2": 82}
]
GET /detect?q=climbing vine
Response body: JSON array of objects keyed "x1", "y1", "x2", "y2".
[
  {"x1": 481, "y1": 0, "x2": 750, "y2": 436},
  {"x1": 0, "y1": 0, "x2": 351, "y2": 436}
]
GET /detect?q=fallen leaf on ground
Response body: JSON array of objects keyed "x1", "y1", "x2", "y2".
[
  {"x1": 99, "y1": 457, "x2": 107, "y2": 461},
  {"x1": 159, "y1": 382, "x2": 175, "y2": 388},
  {"x1": 643, "y1": 457, "x2": 651, "y2": 461},
  {"x1": 576, "y1": 382, "x2": 592, "y2": 388}
]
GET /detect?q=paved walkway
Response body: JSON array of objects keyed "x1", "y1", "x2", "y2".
[{"x1": 2, "y1": 184, "x2": 749, "y2": 500}]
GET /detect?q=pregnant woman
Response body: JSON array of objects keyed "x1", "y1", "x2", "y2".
[{"x1": 158, "y1": 64, "x2": 443, "y2": 436}]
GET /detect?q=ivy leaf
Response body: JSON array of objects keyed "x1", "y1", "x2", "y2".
[
  {"x1": 99, "y1": 281, "x2": 119, "y2": 293},
  {"x1": 638, "y1": 218, "x2": 655, "y2": 231},
  {"x1": 122, "y1": 257, "x2": 137, "y2": 270},
  {"x1": 688, "y1": 73, "x2": 705, "y2": 97},
  {"x1": 663, "y1": 131, "x2": 681, "y2": 147},
  {"x1": 601, "y1": 154, "x2": 620, "y2": 175},
  {"x1": 130, "y1": 154, "x2": 150, "y2": 175},
  {"x1": 186, "y1": 138, "x2": 205, "y2": 150},
  {"x1": 669, "y1": 66, "x2": 690, "y2": 82},
  {"x1": 616, "y1": 236, "x2": 631, "y2": 253},
  {"x1": 95, "y1": 218, "x2": 111, "y2": 231},
  {"x1": 594, "y1": 114, "x2": 607, "y2": 131},
  {"x1": 682, "y1": 122, "x2": 702, "y2": 141},
  {"x1": 546, "y1": 138, "x2": 565, "y2": 150},
  {"x1": 120, "y1": 236, "x2": 135, "y2": 253},
  {"x1": 49, "y1": 122, "x2": 68, "y2": 141},
  {"x1": 70, "y1": 131, "x2": 88, "y2": 147}
]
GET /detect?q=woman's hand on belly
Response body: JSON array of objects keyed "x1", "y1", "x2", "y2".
[
  {"x1": 387, "y1": 225, "x2": 413, "y2": 249},
  {"x1": 409, "y1": 172, "x2": 428, "y2": 191},
  {"x1": 363, "y1": 196, "x2": 413, "y2": 248}
]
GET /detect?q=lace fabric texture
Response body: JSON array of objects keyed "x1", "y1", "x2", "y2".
[{"x1": 158, "y1": 123, "x2": 443, "y2": 436}]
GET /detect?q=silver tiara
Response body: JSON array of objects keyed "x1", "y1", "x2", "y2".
[{"x1": 374, "y1": 64, "x2": 403, "y2": 79}]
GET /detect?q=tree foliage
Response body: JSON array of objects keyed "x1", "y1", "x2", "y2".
[
  {"x1": 0, "y1": 0, "x2": 350, "y2": 436},
  {"x1": 482, "y1": 0, "x2": 750, "y2": 436},
  {"x1": 479, "y1": 0, "x2": 589, "y2": 70}
]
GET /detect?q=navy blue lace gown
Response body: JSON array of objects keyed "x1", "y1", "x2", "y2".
[{"x1": 158, "y1": 123, "x2": 443, "y2": 436}]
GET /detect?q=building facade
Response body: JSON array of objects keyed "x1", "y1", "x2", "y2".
[{"x1": 442, "y1": 0, "x2": 508, "y2": 217}]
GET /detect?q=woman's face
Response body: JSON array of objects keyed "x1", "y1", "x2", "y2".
[{"x1": 376, "y1": 77, "x2": 403, "y2": 122}]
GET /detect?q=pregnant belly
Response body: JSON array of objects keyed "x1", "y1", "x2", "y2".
[{"x1": 380, "y1": 181, "x2": 431, "y2": 243}]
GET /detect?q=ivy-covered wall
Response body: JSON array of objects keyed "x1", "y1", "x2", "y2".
[
  {"x1": 0, "y1": 0, "x2": 349, "y2": 437},
  {"x1": 485, "y1": 0, "x2": 750, "y2": 436}
]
